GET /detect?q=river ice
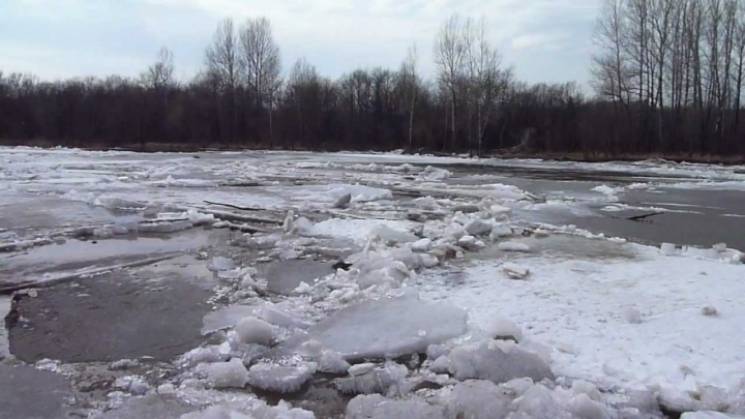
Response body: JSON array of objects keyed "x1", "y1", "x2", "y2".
[{"x1": 2, "y1": 146, "x2": 745, "y2": 418}]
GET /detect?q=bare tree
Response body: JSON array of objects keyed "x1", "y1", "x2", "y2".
[
  {"x1": 206, "y1": 19, "x2": 239, "y2": 92},
  {"x1": 205, "y1": 18, "x2": 239, "y2": 140},
  {"x1": 592, "y1": 0, "x2": 631, "y2": 106},
  {"x1": 464, "y1": 18, "x2": 507, "y2": 155},
  {"x1": 239, "y1": 17, "x2": 282, "y2": 144},
  {"x1": 142, "y1": 47, "x2": 175, "y2": 90},
  {"x1": 435, "y1": 15, "x2": 468, "y2": 150},
  {"x1": 734, "y1": 1, "x2": 745, "y2": 129},
  {"x1": 286, "y1": 58, "x2": 321, "y2": 147},
  {"x1": 399, "y1": 44, "x2": 419, "y2": 150}
]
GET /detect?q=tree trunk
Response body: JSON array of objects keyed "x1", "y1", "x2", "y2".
[{"x1": 450, "y1": 90, "x2": 457, "y2": 151}]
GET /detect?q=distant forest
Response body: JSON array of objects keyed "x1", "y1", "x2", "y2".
[{"x1": 1, "y1": 1, "x2": 745, "y2": 157}]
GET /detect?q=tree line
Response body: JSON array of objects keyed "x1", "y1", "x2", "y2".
[
  {"x1": 1, "y1": 10, "x2": 743, "y2": 156},
  {"x1": 593, "y1": 0, "x2": 745, "y2": 154}
]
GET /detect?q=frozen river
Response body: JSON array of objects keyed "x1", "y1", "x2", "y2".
[{"x1": 1, "y1": 147, "x2": 744, "y2": 418}]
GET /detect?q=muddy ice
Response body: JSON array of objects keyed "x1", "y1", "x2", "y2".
[{"x1": 2, "y1": 147, "x2": 745, "y2": 418}]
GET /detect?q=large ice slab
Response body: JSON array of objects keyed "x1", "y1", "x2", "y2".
[{"x1": 306, "y1": 295, "x2": 467, "y2": 360}]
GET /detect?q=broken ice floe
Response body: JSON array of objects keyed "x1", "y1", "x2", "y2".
[
  {"x1": 198, "y1": 358, "x2": 249, "y2": 389},
  {"x1": 447, "y1": 340, "x2": 553, "y2": 384},
  {"x1": 246, "y1": 362, "x2": 316, "y2": 393},
  {"x1": 302, "y1": 295, "x2": 467, "y2": 360}
]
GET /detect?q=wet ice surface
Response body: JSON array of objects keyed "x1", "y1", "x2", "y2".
[
  {"x1": 1, "y1": 147, "x2": 745, "y2": 418},
  {"x1": 0, "y1": 230, "x2": 219, "y2": 288},
  {"x1": 304, "y1": 295, "x2": 468, "y2": 361}
]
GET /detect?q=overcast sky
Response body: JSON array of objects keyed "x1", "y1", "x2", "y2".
[{"x1": 0, "y1": 0, "x2": 602, "y2": 88}]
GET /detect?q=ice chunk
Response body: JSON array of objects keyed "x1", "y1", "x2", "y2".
[
  {"x1": 570, "y1": 380, "x2": 603, "y2": 402},
  {"x1": 202, "y1": 305, "x2": 255, "y2": 335},
  {"x1": 308, "y1": 218, "x2": 413, "y2": 243},
  {"x1": 335, "y1": 362, "x2": 409, "y2": 396},
  {"x1": 370, "y1": 224, "x2": 417, "y2": 243},
  {"x1": 181, "y1": 345, "x2": 227, "y2": 366},
  {"x1": 421, "y1": 166, "x2": 451, "y2": 181},
  {"x1": 305, "y1": 295, "x2": 467, "y2": 360},
  {"x1": 333, "y1": 193, "x2": 352, "y2": 209},
  {"x1": 490, "y1": 224, "x2": 513, "y2": 239},
  {"x1": 199, "y1": 358, "x2": 248, "y2": 389},
  {"x1": 497, "y1": 241, "x2": 531, "y2": 252},
  {"x1": 412, "y1": 196, "x2": 440, "y2": 210},
  {"x1": 490, "y1": 204, "x2": 512, "y2": 215},
  {"x1": 349, "y1": 363, "x2": 377, "y2": 376},
  {"x1": 328, "y1": 184, "x2": 393, "y2": 203},
  {"x1": 138, "y1": 219, "x2": 192, "y2": 233},
  {"x1": 181, "y1": 403, "x2": 315, "y2": 419},
  {"x1": 180, "y1": 406, "x2": 253, "y2": 419},
  {"x1": 680, "y1": 412, "x2": 745, "y2": 419},
  {"x1": 291, "y1": 216, "x2": 314, "y2": 235},
  {"x1": 466, "y1": 219, "x2": 492, "y2": 236},
  {"x1": 254, "y1": 304, "x2": 311, "y2": 329},
  {"x1": 318, "y1": 350, "x2": 350, "y2": 374},
  {"x1": 443, "y1": 380, "x2": 513, "y2": 419},
  {"x1": 235, "y1": 317, "x2": 275, "y2": 346},
  {"x1": 568, "y1": 393, "x2": 612, "y2": 419},
  {"x1": 429, "y1": 355, "x2": 451, "y2": 374},
  {"x1": 113, "y1": 375, "x2": 149, "y2": 395},
  {"x1": 420, "y1": 254, "x2": 439, "y2": 268},
  {"x1": 502, "y1": 263, "x2": 530, "y2": 280},
  {"x1": 511, "y1": 384, "x2": 564, "y2": 419},
  {"x1": 448, "y1": 340, "x2": 553, "y2": 384},
  {"x1": 185, "y1": 209, "x2": 215, "y2": 226},
  {"x1": 394, "y1": 163, "x2": 415, "y2": 173},
  {"x1": 346, "y1": 394, "x2": 445, "y2": 419},
  {"x1": 484, "y1": 317, "x2": 524, "y2": 342},
  {"x1": 109, "y1": 359, "x2": 139, "y2": 371},
  {"x1": 94, "y1": 196, "x2": 147, "y2": 211},
  {"x1": 493, "y1": 183, "x2": 531, "y2": 200},
  {"x1": 411, "y1": 238, "x2": 432, "y2": 252},
  {"x1": 246, "y1": 363, "x2": 316, "y2": 393},
  {"x1": 458, "y1": 235, "x2": 485, "y2": 251},
  {"x1": 592, "y1": 184, "x2": 620, "y2": 201}
]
